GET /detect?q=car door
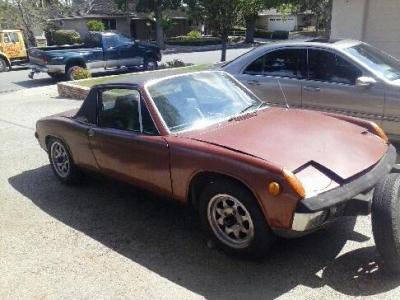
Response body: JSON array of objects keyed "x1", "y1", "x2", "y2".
[
  {"x1": 88, "y1": 86, "x2": 172, "y2": 196},
  {"x1": 102, "y1": 35, "x2": 120, "y2": 68},
  {"x1": 235, "y1": 48, "x2": 306, "y2": 107},
  {"x1": 115, "y1": 36, "x2": 143, "y2": 67},
  {"x1": 302, "y1": 48, "x2": 385, "y2": 124}
]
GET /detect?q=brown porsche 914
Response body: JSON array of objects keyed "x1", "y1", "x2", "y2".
[{"x1": 36, "y1": 70, "x2": 400, "y2": 273}]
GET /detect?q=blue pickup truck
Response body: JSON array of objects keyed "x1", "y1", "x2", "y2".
[{"x1": 29, "y1": 32, "x2": 161, "y2": 80}]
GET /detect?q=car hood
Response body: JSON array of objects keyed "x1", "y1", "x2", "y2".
[{"x1": 183, "y1": 108, "x2": 388, "y2": 183}]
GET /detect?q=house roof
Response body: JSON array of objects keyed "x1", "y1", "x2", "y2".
[{"x1": 86, "y1": 0, "x2": 124, "y2": 15}]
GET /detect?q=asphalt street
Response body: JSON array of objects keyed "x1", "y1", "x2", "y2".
[
  {"x1": 0, "y1": 48, "x2": 252, "y2": 94},
  {"x1": 1, "y1": 47, "x2": 400, "y2": 299}
]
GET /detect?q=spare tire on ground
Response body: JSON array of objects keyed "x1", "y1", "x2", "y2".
[{"x1": 372, "y1": 173, "x2": 400, "y2": 274}]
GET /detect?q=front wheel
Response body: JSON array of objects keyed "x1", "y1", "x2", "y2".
[
  {"x1": 372, "y1": 173, "x2": 400, "y2": 274},
  {"x1": 0, "y1": 58, "x2": 9, "y2": 72},
  {"x1": 198, "y1": 179, "x2": 276, "y2": 258},
  {"x1": 143, "y1": 57, "x2": 158, "y2": 71}
]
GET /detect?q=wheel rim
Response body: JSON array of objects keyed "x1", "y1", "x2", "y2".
[
  {"x1": 207, "y1": 194, "x2": 255, "y2": 249},
  {"x1": 146, "y1": 61, "x2": 156, "y2": 70},
  {"x1": 50, "y1": 141, "x2": 70, "y2": 178}
]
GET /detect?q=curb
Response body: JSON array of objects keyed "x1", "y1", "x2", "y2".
[
  {"x1": 57, "y1": 65, "x2": 202, "y2": 100},
  {"x1": 58, "y1": 81, "x2": 90, "y2": 100}
]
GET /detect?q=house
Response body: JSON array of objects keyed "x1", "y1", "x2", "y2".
[
  {"x1": 256, "y1": 9, "x2": 316, "y2": 32},
  {"x1": 331, "y1": 0, "x2": 400, "y2": 58},
  {"x1": 49, "y1": 0, "x2": 190, "y2": 41}
]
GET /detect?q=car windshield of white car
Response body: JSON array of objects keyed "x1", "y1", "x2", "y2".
[
  {"x1": 346, "y1": 44, "x2": 400, "y2": 81},
  {"x1": 147, "y1": 72, "x2": 263, "y2": 133}
]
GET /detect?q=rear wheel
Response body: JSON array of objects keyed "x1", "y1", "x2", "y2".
[
  {"x1": 198, "y1": 179, "x2": 275, "y2": 258},
  {"x1": 0, "y1": 58, "x2": 9, "y2": 72},
  {"x1": 372, "y1": 173, "x2": 400, "y2": 274},
  {"x1": 47, "y1": 138, "x2": 81, "y2": 184},
  {"x1": 66, "y1": 65, "x2": 86, "y2": 81}
]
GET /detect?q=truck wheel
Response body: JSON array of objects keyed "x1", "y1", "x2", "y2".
[
  {"x1": 198, "y1": 179, "x2": 276, "y2": 258},
  {"x1": 143, "y1": 57, "x2": 158, "y2": 71},
  {"x1": 372, "y1": 173, "x2": 400, "y2": 274},
  {"x1": 66, "y1": 66, "x2": 87, "y2": 81},
  {"x1": 47, "y1": 138, "x2": 81, "y2": 184},
  {"x1": 0, "y1": 58, "x2": 9, "y2": 72}
]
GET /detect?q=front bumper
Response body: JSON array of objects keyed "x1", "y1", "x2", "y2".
[{"x1": 279, "y1": 144, "x2": 396, "y2": 236}]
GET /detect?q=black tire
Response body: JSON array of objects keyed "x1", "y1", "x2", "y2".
[
  {"x1": 372, "y1": 173, "x2": 400, "y2": 274},
  {"x1": 47, "y1": 138, "x2": 81, "y2": 184},
  {"x1": 198, "y1": 179, "x2": 276, "y2": 258},
  {"x1": 143, "y1": 57, "x2": 158, "y2": 71},
  {"x1": 48, "y1": 72, "x2": 64, "y2": 81},
  {"x1": 66, "y1": 65, "x2": 85, "y2": 81},
  {"x1": 0, "y1": 57, "x2": 9, "y2": 72}
]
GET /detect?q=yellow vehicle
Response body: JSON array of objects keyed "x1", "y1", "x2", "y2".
[{"x1": 0, "y1": 30, "x2": 29, "y2": 72}]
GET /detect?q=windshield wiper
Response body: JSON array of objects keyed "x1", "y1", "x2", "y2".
[{"x1": 229, "y1": 102, "x2": 267, "y2": 121}]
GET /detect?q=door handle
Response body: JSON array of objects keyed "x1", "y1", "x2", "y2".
[
  {"x1": 247, "y1": 80, "x2": 261, "y2": 86},
  {"x1": 304, "y1": 86, "x2": 321, "y2": 92},
  {"x1": 88, "y1": 128, "x2": 95, "y2": 137}
]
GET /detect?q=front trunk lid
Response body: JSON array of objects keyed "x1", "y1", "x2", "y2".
[{"x1": 183, "y1": 108, "x2": 388, "y2": 186}]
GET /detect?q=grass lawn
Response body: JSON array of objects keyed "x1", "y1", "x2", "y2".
[{"x1": 76, "y1": 65, "x2": 211, "y2": 88}]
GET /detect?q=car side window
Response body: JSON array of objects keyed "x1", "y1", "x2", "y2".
[
  {"x1": 244, "y1": 56, "x2": 263, "y2": 75},
  {"x1": 243, "y1": 49, "x2": 307, "y2": 79},
  {"x1": 263, "y1": 49, "x2": 304, "y2": 79},
  {"x1": 98, "y1": 89, "x2": 141, "y2": 132},
  {"x1": 141, "y1": 100, "x2": 158, "y2": 135},
  {"x1": 3, "y1": 33, "x2": 11, "y2": 43},
  {"x1": 308, "y1": 49, "x2": 362, "y2": 85}
]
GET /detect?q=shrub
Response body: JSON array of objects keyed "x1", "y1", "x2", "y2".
[
  {"x1": 254, "y1": 29, "x2": 272, "y2": 39},
  {"x1": 71, "y1": 67, "x2": 91, "y2": 80},
  {"x1": 53, "y1": 30, "x2": 81, "y2": 45},
  {"x1": 271, "y1": 30, "x2": 289, "y2": 40},
  {"x1": 186, "y1": 30, "x2": 202, "y2": 39},
  {"x1": 87, "y1": 20, "x2": 105, "y2": 32},
  {"x1": 166, "y1": 36, "x2": 221, "y2": 46},
  {"x1": 166, "y1": 59, "x2": 186, "y2": 68}
]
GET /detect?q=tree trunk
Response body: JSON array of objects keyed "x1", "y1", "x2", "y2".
[
  {"x1": 244, "y1": 17, "x2": 256, "y2": 44},
  {"x1": 220, "y1": 31, "x2": 228, "y2": 62},
  {"x1": 155, "y1": 5, "x2": 165, "y2": 49},
  {"x1": 16, "y1": 1, "x2": 36, "y2": 47}
]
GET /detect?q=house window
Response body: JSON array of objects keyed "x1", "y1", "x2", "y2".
[{"x1": 102, "y1": 19, "x2": 117, "y2": 30}]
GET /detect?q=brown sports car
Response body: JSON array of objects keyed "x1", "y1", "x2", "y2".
[{"x1": 36, "y1": 70, "x2": 400, "y2": 272}]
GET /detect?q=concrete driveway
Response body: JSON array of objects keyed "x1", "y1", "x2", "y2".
[{"x1": 1, "y1": 86, "x2": 400, "y2": 299}]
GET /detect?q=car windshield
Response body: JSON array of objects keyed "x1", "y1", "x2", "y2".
[
  {"x1": 147, "y1": 72, "x2": 263, "y2": 133},
  {"x1": 345, "y1": 43, "x2": 400, "y2": 81}
]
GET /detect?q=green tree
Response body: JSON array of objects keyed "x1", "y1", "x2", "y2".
[
  {"x1": 239, "y1": 0, "x2": 279, "y2": 43},
  {"x1": 115, "y1": 0, "x2": 182, "y2": 49},
  {"x1": 285, "y1": 0, "x2": 333, "y2": 34},
  {"x1": 201, "y1": 0, "x2": 241, "y2": 62}
]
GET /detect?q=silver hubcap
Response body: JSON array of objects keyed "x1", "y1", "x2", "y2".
[
  {"x1": 50, "y1": 141, "x2": 70, "y2": 178},
  {"x1": 207, "y1": 194, "x2": 255, "y2": 249}
]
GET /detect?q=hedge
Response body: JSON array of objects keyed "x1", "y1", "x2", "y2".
[
  {"x1": 167, "y1": 36, "x2": 222, "y2": 46},
  {"x1": 254, "y1": 29, "x2": 289, "y2": 40},
  {"x1": 53, "y1": 30, "x2": 81, "y2": 45}
]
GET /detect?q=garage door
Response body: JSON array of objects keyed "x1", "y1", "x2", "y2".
[{"x1": 268, "y1": 17, "x2": 296, "y2": 31}]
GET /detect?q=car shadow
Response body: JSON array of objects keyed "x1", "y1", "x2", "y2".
[{"x1": 8, "y1": 166, "x2": 400, "y2": 299}]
